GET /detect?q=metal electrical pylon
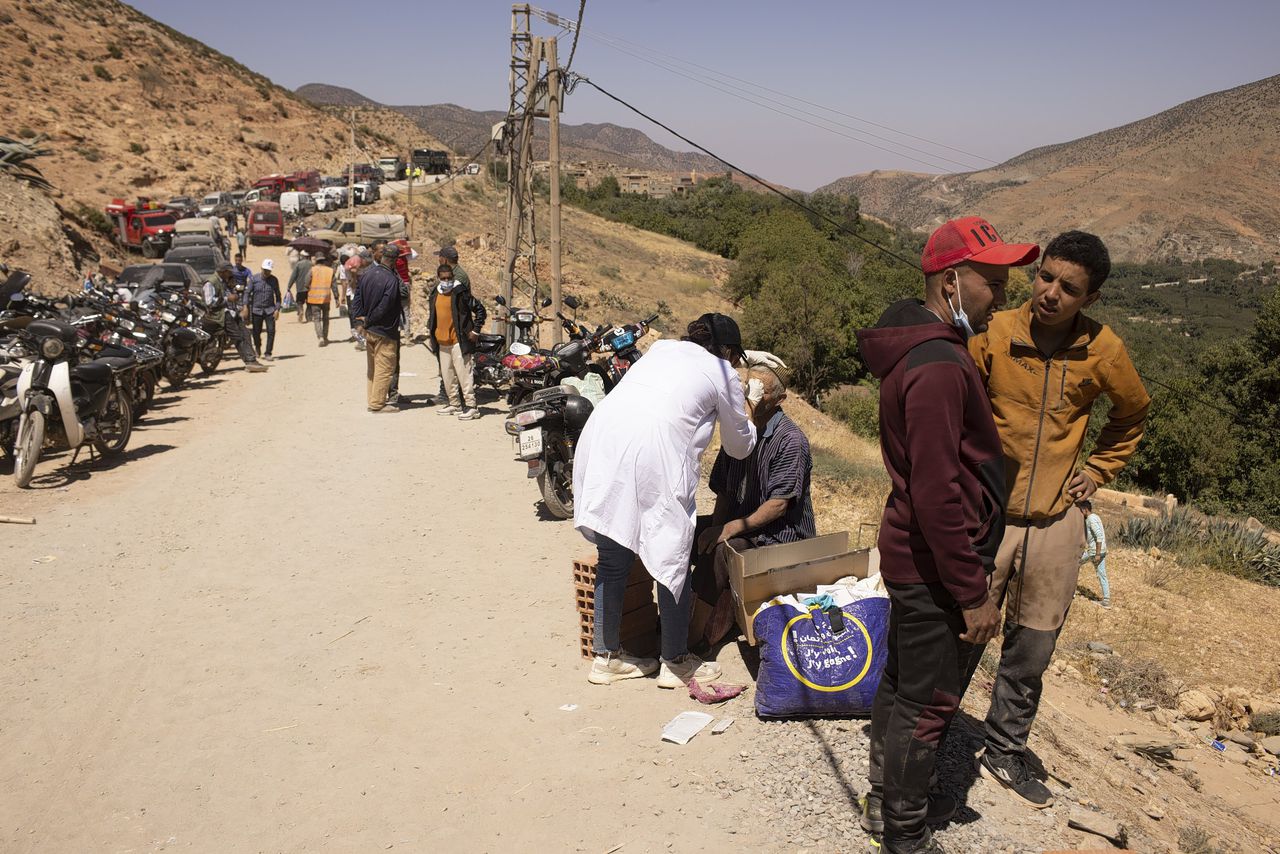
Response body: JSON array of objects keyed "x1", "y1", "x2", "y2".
[{"x1": 501, "y1": 4, "x2": 542, "y2": 337}]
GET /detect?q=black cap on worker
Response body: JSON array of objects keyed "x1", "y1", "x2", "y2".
[
  {"x1": 437, "y1": 246, "x2": 459, "y2": 262},
  {"x1": 216, "y1": 262, "x2": 234, "y2": 273},
  {"x1": 382, "y1": 243, "x2": 401, "y2": 262},
  {"x1": 697, "y1": 312, "x2": 747, "y2": 364}
]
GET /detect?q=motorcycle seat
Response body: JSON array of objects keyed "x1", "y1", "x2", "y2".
[
  {"x1": 71, "y1": 361, "x2": 113, "y2": 384},
  {"x1": 97, "y1": 355, "x2": 136, "y2": 372},
  {"x1": 502, "y1": 353, "x2": 552, "y2": 372},
  {"x1": 27, "y1": 318, "x2": 79, "y2": 343},
  {"x1": 476, "y1": 332, "x2": 506, "y2": 346}
]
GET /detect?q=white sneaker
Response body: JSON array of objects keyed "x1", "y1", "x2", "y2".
[
  {"x1": 457, "y1": 408, "x2": 480, "y2": 421},
  {"x1": 437, "y1": 405, "x2": 459, "y2": 415},
  {"x1": 657, "y1": 654, "x2": 722, "y2": 689},
  {"x1": 587, "y1": 651, "x2": 659, "y2": 685}
]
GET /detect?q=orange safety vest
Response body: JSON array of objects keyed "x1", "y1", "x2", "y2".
[{"x1": 307, "y1": 265, "x2": 335, "y2": 305}]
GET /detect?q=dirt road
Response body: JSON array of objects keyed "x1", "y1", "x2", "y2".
[{"x1": 0, "y1": 314, "x2": 764, "y2": 852}]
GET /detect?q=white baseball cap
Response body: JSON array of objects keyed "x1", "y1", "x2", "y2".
[{"x1": 261, "y1": 258, "x2": 274, "y2": 271}]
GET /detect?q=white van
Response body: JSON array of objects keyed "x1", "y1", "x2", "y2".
[{"x1": 279, "y1": 191, "x2": 317, "y2": 218}]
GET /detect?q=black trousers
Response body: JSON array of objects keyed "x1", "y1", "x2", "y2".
[
  {"x1": 225, "y1": 314, "x2": 257, "y2": 363},
  {"x1": 868, "y1": 581, "x2": 979, "y2": 846},
  {"x1": 251, "y1": 313, "x2": 276, "y2": 357}
]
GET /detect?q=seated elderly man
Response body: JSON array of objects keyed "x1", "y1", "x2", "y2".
[{"x1": 692, "y1": 365, "x2": 816, "y2": 645}]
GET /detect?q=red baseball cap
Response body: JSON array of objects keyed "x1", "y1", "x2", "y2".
[{"x1": 921, "y1": 216, "x2": 1039, "y2": 274}]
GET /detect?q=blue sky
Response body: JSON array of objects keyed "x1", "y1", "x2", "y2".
[{"x1": 128, "y1": 0, "x2": 1280, "y2": 190}]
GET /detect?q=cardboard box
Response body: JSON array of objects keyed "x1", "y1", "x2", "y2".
[{"x1": 726, "y1": 532, "x2": 871, "y2": 645}]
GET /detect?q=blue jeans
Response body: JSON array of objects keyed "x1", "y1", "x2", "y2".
[
  {"x1": 592, "y1": 534, "x2": 691, "y2": 661},
  {"x1": 1093, "y1": 555, "x2": 1110, "y2": 601}
]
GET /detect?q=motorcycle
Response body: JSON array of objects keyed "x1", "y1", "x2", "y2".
[
  {"x1": 595, "y1": 313, "x2": 658, "y2": 387},
  {"x1": 504, "y1": 383, "x2": 595, "y2": 519},
  {"x1": 13, "y1": 317, "x2": 134, "y2": 487}
]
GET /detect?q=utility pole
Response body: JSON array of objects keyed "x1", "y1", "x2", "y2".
[
  {"x1": 406, "y1": 148, "x2": 414, "y2": 240},
  {"x1": 347, "y1": 109, "x2": 355, "y2": 218},
  {"x1": 502, "y1": 5, "x2": 539, "y2": 341},
  {"x1": 547, "y1": 38, "x2": 563, "y2": 344}
]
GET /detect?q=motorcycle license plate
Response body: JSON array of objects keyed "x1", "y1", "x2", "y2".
[{"x1": 518, "y1": 428, "x2": 543, "y2": 459}]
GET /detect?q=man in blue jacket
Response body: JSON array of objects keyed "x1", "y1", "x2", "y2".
[{"x1": 350, "y1": 244, "x2": 404, "y2": 413}]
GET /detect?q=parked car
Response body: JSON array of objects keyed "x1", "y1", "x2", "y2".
[
  {"x1": 309, "y1": 213, "x2": 406, "y2": 244},
  {"x1": 248, "y1": 201, "x2": 285, "y2": 245},
  {"x1": 115, "y1": 262, "x2": 204, "y2": 298},
  {"x1": 198, "y1": 192, "x2": 234, "y2": 216},
  {"x1": 174, "y1": 217, "x2": 230, "y2": 256},
  {"x1": 164, "y1": 196, "x2": 199, "y2": 218},
  {"x1": 228, "y1": 189, "x2": 249, "y2": 209},
  {"x1": 279, "y1": 191, "x2": 318, "y2": 218},
  {"x1": 352, "y1": 181, "x2": 380, "y2": 205},
  {"x1": 320, "y1": 175, "x2": 347, "y2": 188},
  {"x1": 169, "y1": 233, "x2": 219, "y2": 250},
  {"x1": 163, "y1": 245, "x2": 225, "y2": 280},
  {"x1": 319, "y1": 186, "x2": 348, "y2": 208},
  {"x1": 310, "y1": 192, "x2": 336, "y2": 213}
]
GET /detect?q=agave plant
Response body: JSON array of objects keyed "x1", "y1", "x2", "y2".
[{"x1": 0, "y1": 133, "x2": 53, "y2": 191}]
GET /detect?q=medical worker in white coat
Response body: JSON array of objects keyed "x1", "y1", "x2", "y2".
[{"x1": 574, "y1": 314, "x2": 757, "y2": 687}]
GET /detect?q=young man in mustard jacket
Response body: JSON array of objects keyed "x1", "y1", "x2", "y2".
[{"x1": 966, "y1": 231, "x2": 1149, "y2": 808}]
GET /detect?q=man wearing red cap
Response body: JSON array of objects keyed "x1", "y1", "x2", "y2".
[
  {"x1": 966, "y1": 231, "x2": 1148, "y2": 809},
  {"x1": 856, "y1": 216, "x2": 1039, "y2": 853}
]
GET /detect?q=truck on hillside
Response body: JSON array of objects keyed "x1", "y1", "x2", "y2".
[
  {"x1": 412, "y1": 148, "x2": 451, "y2": 175},
  {"x1": 285, "y1": 169, "x2": 321, "y2": 193},
  {"x1": 309, "y1": 213, "x2": 406, "y2": 245},
  {"x1": 251, "y1": 174, "x2": 288, "y2": 202},
  {"x1": 104, "y1": 198, "x2": 177, "y2": 258},
  {"x1": 378, "y1": 157, "x2": 406, "y2": 181}
]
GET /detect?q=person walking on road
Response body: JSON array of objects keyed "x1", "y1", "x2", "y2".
[
  {"x1": 230, "y1": 253, "x2": 252, "y2": 291},
  {"x1": 246, "y1": 258, "x2": 281, "y2": 360},
  {"x1": 344, "y1": 252, "x2": 366, "y2": 350},
  {"x1": 236, "y1": 227, "x2": 248, "y2": 260},
  {"x1": 1078, "y1": 500, "x2": 1110, "y2": 608},
  {"x1": 573, "y1": 314, "x2": 756, "y2": 689},
  {"x1": 287, "y1": 250, "x2": 314, "y2": 324},
  {"x1": 427, "y1": 263, "x2": 487, "y2": 420},
  {"x1": 205, "y1": 262, "x2": 267, "y2": 372},
  {"x1": 966, "y1": 230, "x2": 1148, "y2": 810},
  {"x1": 856, "y1": 217, "x2": 1038, "y2": 854},
  {"x1": 350, "y1": 244, "x2": 404, "y2": 413},
  {"x1": 307, "y1": 256, "x2": 339, "y2": 346}
]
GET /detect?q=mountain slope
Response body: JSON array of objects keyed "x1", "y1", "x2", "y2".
[
  {"x1": 818, "y1": 74, "x2": 1280, "y2": 262},
  {"x1": 297, "y1": 83, "x2": 723, "y2": 173},
  {"x1": 0, "y1": 1, "x2": 433, "y2": 287}
]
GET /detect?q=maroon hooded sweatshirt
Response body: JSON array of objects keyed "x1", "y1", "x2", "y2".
[{"x1": 856, "y1": 300, "x2": 1006, "y2": 609}]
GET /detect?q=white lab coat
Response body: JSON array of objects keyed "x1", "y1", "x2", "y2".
[{"x1": 573, "y1": 340, "x2": 757, "y2": 601}]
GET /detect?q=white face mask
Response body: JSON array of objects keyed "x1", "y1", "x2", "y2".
[
  {"x1": 437, "y1": 279, "x2": 457, "y2": 294},
  {"x1": 947, "y1": 273, "x2": 976, "y2": 340}
]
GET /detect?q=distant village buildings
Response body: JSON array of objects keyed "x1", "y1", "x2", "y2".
[{"x1": 534, "y1": 160, "x2": 704, "y2": 198}]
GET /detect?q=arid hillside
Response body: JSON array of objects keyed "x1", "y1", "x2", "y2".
[
  {"x1": 819, "y1": 74, "x2": 1280, "y2": 262},
  {"x1": 0, "y1": 0, "x2": 439, "y2": 287}
]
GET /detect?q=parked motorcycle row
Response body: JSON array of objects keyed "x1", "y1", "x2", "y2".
[
  {"x1": 488, "y1": 293, "x2": 659, "y2": 520},
  {"x1": 0, "y1": 265, "x2": 228, "y2": 488}
]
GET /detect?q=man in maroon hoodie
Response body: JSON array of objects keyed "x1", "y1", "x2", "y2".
[{"x1": 855, "y1": 217, "x2": 1039, "y2": 854}]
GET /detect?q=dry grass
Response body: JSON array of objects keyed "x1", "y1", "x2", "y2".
[{"x1": 1064, "y1": 544, "x2": 1280, "y2": 698}]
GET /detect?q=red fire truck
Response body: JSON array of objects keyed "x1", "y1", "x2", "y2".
[{"x1": 104, "y1": 198, "x2": 177, "y2": 258}]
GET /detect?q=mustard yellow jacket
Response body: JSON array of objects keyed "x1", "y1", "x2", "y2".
[{"x1": 968, "y1": 302, "x2": 1150, "y2": 520}]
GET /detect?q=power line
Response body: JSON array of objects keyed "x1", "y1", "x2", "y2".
[
  {"x1": 578, "y1": 30, "x2": 980, "y2": 173},
  {"x1": 566, "y1": 73, "x2": 1279, "y2": 440},
  {"x1": 531, "y1": 5, "x2": 997, "y2": 169},
  {"x1": 562, "y1": 0, "x2": 586, "y2": 75},
  {"x1": 567, "y1": 73, "x2": 921, "y2": 270}
]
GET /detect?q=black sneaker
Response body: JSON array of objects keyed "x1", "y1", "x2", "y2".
[
  {"x1": 861, "y1": 792, "x2": 958, "y2": 836},
  {"x1": 881, "y1": 828, "x2": 945, "y2": 854},
  {"x1": 978, "y1": 750, "x2": 1054, "y2": 808}
]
